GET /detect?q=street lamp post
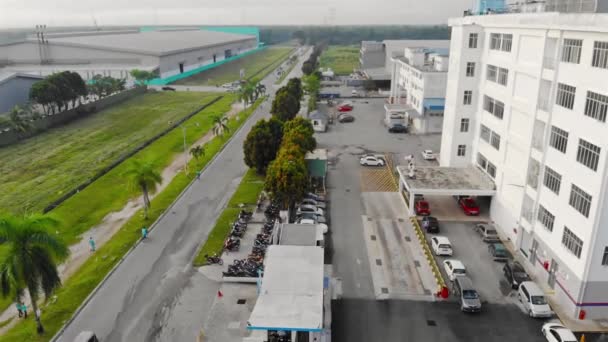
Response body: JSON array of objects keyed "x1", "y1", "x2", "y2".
[{"x1": 169, "y1": 121, "x2": 200, "y2": 174}]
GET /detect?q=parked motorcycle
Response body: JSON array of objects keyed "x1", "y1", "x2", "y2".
[{"x1": 204, "y1": 253, "x2": 223, "y2": 265}]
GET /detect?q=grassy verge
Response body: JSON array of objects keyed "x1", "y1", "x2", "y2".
[
  {"x1": 0, "y1": 91, "x2": 218, "y2": 214},
  {"x1": 319, "y1": 45, "x2": 360, "y2": 75},
  {"x1": 0, "y1": 98, "x2": 264, "y2": 342},
  {"x1": 193, "y1": 168, "x2": 265, "y2": 266},
  {"x1": 174, "y1": 47, "x2": 293, "y2": 86}
]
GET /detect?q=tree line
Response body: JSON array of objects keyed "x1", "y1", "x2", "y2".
[
  {"x1": 243, "y1": 77, "x2": 316, "y2": 210},
  {"x1": 301, "y1": 43, "x2": 325, "y2": 76}
]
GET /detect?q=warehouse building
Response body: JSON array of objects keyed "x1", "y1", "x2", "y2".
[{"x1": 0, "y1": 28, "x2": 260, "y2": 85}]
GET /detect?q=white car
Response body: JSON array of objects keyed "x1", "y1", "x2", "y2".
[
  {"x1": 360, "y1": 155, "x2": 385, "y2": 166},
  {"x1": 297, "y1": 204, "x2": 324, "y2": 216},
  {"x1": 541, "y1": 322, "x2": 577, "y2": 342},
  {"x1": 298, "y1": 218, "x2": 329, "y2": 234},
  {"x1": 301, "y1": 198, "x2": 326, "y2": 209},
  {"x1": 431, "y1": 236, "x2": 453, "y2": 256},
  {"x1": 421, "y1": 150, "x2": 436, "y2": 160},
  {"x1": 443, "y1": 259, "x2": 467, "y2": 281}
]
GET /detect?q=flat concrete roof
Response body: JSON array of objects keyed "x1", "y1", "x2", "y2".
[
  {"x1": 279, "y1": 224, "x2": 322, "y2": 246},
  {"x1": 248, "y1": 245, "x2": 324, "y2": 331},
  {"x1": 28, "y1": 30, "x2": 255, "y2": 57},
  {"x1": 305, "y1": 148, "x2": 328, "y2": 161},
  {"x1": 397, "y1": 166, "x2": 496, "y2": 196},
  {"x1": 362, "y1": 67, "x2": 391, "y2": 80}
]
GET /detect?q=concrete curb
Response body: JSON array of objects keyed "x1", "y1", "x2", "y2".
[
  {"x1": 51, "y1": 97, "x2": 268, "y2": 342},
  {"x1": 222, "y1": 277, "x2": 258, "y2": 284},
  {"x1": 409, "y1": 216, "x2": 448, "y2": 297}
]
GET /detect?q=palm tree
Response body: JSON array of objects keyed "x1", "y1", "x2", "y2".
[
  {"x1": 190, "y1": 144, "x2": 205, "y2": 160},
  {"x1": 0, "y1": 214, "x2": 68, "y2": 334},
  {"x1": 212, "y1": 115, "x2": 230, "y2": 137},
  {"x1": 124, "y1": 160, "x2": 163, "y2": 219}
]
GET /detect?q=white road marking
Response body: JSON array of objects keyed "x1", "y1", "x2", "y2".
[{"x1": 356, "y1": 258, "x2": 362, "y2": 265}]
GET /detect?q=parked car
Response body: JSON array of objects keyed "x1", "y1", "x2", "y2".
[
  {"x1": 337, "y1": 104, "x2": 353, "y2": 112},
  {"x1": 452, "y1": 276, "x2": 482, "y2": 313},
  {"x1": 421, "y1": 216, "x2": 439, "y2": 233},
  {"x1": 518, "y1": 281, "x2": 553, "y2": 318},
  {"x1": 415, "y1": 200, "x2": 431, "y2": 216},
  {"x1": 459, "y1": 197, "x2": 480, "y2": 216},
  {"x1": 297, "y1": 212, "x2": 326, "y2": 224},
  {"x1": 443, "y1": 259, "x2": 467, "y2": 281},
  {"x1": 305, "y1": 192, "x2": 326, "y2": 202},
  {"x1": 298, "y1": 218, "x2": 329, "y2": 234},
  {"x1": 541, "y1": 322, "x2": 577, "y2": 342},
  {"x1": 475, "y1": 223, "x2": 500, "y2": 242},
  {"x1": 351, "y1": 89, "x2": 360, "y2": 97},
  {"x1": 161, "y1": 86, "x2": 176, "y2": 91},
  {"x1": 360, "y1": 155, "x2": 385, "y2": 166},
  {"x1": 338, "y1": 113, "x2": 355, "y2": 123},
  {"x1": 297, "y1": 204, "x2": 324, "y2": 217},
  {"x1": 221, "y1": 82, "x2": 234, "y2": 88},
  {"x1": 388, "y1": 123, "x2": 407, "y2": 133},
  {"x1": 74, "y1": 331, "x2": 99, "y2": 342},
  {"x1": 301, "y1": 198, "x2": 326, "y2": 209},
  {"x1": 431, "y1": 236, "x2": 453, "y2": 256},
  {"x1": 421, "y1": 150, "x2": 436, "y2": 160},
  {"x1": 488, "y1": 243, "x2": 509, "y2": 261},
  {"x1": 503, "y1": 261, "x2": 531, "y2": 289}
]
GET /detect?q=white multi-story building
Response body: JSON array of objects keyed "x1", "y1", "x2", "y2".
[
  {"x1": 387, "y1": 47, "x2": 450, "y2": 133},
  {"x1": 441, "y1": 11, "x2": 608, "y2": 319}
]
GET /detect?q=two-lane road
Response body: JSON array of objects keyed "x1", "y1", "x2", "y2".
[{"x1": 56, "y1": 47, "x2": 310, "y2": 342}]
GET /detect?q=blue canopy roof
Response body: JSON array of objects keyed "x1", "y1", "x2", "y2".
[{"x1": 423, "y1": 98, "x2": 445, "y2": 111}]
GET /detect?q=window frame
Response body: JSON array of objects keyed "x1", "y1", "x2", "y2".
[
  {"x1": 537, "y1": 205, "x2": 555, "y2": 232},
  {"x1": 576, "y1": 138, "x2": 601, "y2": 171},
  {"x1": 592, "y1": 41, "x2": 608, "y2": 69},
  {"x1": 543, "y1": 166, "x2": 562, "y2": 195},
  {"x1": 468, "y1": 33, "x2": 478, "y2": 49},
  {"x1": 466, "y1": 62, "x2": 475, "y2": 77},
  {"x1": 584, "y1": 90, "x2": 608, "y2": 123},
  {"x1": 562, "y1": 227, "x2": 583, "y2": 258},
  {"x1": 549, "y1": 126, "x2": 569, "y2": 153},
  {"x1": 460, "y1": 118, "x2": 470, "y2": 132},
  {"x1": 569, "y1": 184, "x2": 592, "y2": 218},
  {"x1": 561, "y1": 39, "x2": 583, "y2": 64},
  {"x1": 556, "y1": 83, "x2": 576, "y2": 110},
  {"x1": 463, "y1": 90, "x2": 473, "y2": 105},
  {"x1": 457, "y1": 144, "x2": 466, "y2": 156}
]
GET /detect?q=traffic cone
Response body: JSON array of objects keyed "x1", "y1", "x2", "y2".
[{"x1": 217, "y1": 290, "x2": 223, "y2": 298}]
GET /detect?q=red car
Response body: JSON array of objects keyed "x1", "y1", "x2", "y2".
[
  {"x1": 415, "y1": 200, "x2": 431, "y2": 216},
  {"x1": 337, "y1": 104, "x2": 353, "y2": 112},
  {"x1": 459, "y1": 197, "x2": 480, "y2": 216}
]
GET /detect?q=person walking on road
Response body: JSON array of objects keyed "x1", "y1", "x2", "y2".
[
  {"x1": 89, "y1": 237, "x2": 96, "y2": 252},
  {"x1": 196, "y1": 170, "x2": 202, "y2": 180},
  {"x1": 20, "y1": 303, "x2": 27, "y2": 318},
  {"x1": 142, "y1": 226, "x2": 148, "y2": 240},
  {"x1": 16, "y1": 302, "x2": 23, "y2": 318}
]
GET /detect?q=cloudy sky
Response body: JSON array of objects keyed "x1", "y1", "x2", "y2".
[{"x1": 0, "y1": 0, "x2": 474, "y2": 28}]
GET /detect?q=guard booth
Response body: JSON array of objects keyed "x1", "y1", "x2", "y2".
[
  {"x1": 305, "y1": 149, "x2": 328, "y2": 193},
  {"x1": 246, "y1": 246, "x2": 330, "y2": 342},
  {"x1": 396, "y1": 165, "x2": 496, "y2": 220}
]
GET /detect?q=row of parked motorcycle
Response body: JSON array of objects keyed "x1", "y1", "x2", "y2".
[
  {"x1": 203, "y1": 209, "x2": 253, "y2": 265},
  {"x1": 221, "y1": 201, "x2": 281, "y2": 277}
]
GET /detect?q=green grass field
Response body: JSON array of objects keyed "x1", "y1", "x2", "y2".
[
  {"x1": 0, "y1": 91, "x2": 219, "y2": 214},
  {"x1": 319, "y1": 45, "x2": 360, "y2": 75},
  {"x1": 193, "y1": 168, "x2": 265, "y2": 266},
  {"x1": 174, "y1": 46, "x2": 293, "y2": 86},
  {"x1": 0, "y1": 97, "x2": 263, "y2": 342}
]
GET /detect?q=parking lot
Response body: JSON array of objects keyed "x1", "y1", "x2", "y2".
[
  {"x1": 427, "y1": 221, "x2": 516, "y2": 305},
  {"x1": 315, "y1": 95, "x2": 553, "y2": 342}
]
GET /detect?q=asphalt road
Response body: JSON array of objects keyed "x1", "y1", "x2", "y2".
[{"x1": 56, "y1": 47, "x2": 310, "y2": 342}]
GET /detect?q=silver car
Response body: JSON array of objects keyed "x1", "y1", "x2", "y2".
[
  {"x1": 475, "y1": 223, "x2": 500, "y2": 242},
  {"x1": 453, "y1": 276, "x2": 481, "y2": 313}
]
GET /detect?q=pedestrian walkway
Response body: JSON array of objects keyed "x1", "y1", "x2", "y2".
[{"x1": 361, "y1": 192, "x2": 437, "y2": 301}]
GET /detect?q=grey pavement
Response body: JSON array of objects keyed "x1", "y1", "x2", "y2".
[{"x1": 56, "y1": 47, "x2": 310, "y2": 342}]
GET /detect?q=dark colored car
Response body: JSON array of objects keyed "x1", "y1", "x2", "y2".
[
  {"x1": 488, "y1": 243, "x2": 509, "y2": 262},
  {"x1": 162, "y1": 86, "x2": 176, "y2": 91},
  {"x1": 415, "y1": 200, "x2": 431, "y2": 216},
  {"x1": 459, "y1": 197, "x2": 480, "y2": 216},
  {"x1": 503, "y1": 261, "x2": 531, "y2": 289},
  {"x1": 388, "y1": 124, "x2": 407, "y2": 133},
  {"x1": 338, "y1": 114, "x2": 355, "y2": 122},
  {"x1": 421, "y1": 216, "x2": 440, "y2": 233}
]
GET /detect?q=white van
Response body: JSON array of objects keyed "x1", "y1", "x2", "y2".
[
  {"x1": 431, "y1": 236, "x2": 453, "y2": 256},
  {"x1": 518, "y1": 281, "x2": 552, "y2": 318}
]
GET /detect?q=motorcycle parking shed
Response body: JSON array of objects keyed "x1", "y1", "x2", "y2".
[{"x1": 396, "y1": 166, "x2": 496, "y2": 220}]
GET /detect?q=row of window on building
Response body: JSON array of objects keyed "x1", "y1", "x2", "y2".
[
  {"x1": 556, "y1": 82, "x2": 608, "y2": 123},
  {"x1": 561, "y1": 38, "x2": 608, "y2": 69}
]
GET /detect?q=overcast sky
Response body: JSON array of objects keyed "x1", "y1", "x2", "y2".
[{"x1": 0, "y1": 0, "x2": 474, "y2": 28}]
